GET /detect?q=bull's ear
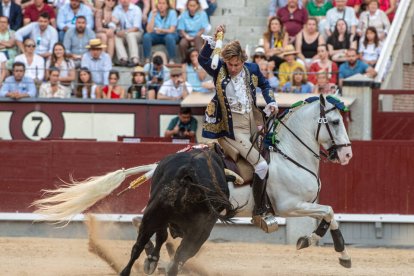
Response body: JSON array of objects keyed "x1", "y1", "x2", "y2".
[{"x1": 319, "y1": 94, "x2": 326, "y2": 107}]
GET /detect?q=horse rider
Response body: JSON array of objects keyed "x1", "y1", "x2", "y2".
[{"x1": 198, "y1": 25, "x2": 279, "y2": 229}]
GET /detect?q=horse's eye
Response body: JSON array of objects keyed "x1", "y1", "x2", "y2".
[{"x1": 332, "y1": 119, "x2": 340, "y2": 126}]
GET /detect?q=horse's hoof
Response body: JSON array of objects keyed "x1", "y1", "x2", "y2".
[
  {"x1": 296, "y1": 236, "x2": 310, "y2": 250},
  {"x1": 144, "y1": 255, "x2": 159, "y2": 275},
  {"x1": 339, "y1": 257, "x2": 352, "y2": 268}
]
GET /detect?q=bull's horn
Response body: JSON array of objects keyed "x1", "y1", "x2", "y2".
[{"x1": 224, "y1": 169, "x2": 244, "y2": 185}]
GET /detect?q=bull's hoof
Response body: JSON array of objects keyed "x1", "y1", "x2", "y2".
[
  {"x1": 339, "y1": 257, "x2": 352, "y2": 268},
  {"x1": 144, "y1": 255, "x2": 159, "y2": 275},
  {"x1": 296, "y1": 236, "x2": 310, "y2": 250}
]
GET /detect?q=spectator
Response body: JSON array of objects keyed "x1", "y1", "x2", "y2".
[
  {"x1": 157, "y1": 67, "x2": 192, "y2": 100},
  {"x1": 308, "y1": 44, "x2": 338, "y2": 85},
  {"x1": 143, "y1": 0, "x2": 179, "y2": 63},
  {"x1": 258, "y1": 60, "x2": 279, "y2": 92},
  {"x1": 0, "y1": 0, "x2": 22, "y2": 31},
  {"x1": 0, "y1": 62, "x2": 37, "y2": 98},
  {"x1": 263, "y1": 16, "x2": 289, "y2": 73},
  {"x1": 359, "y1": 26, "x2": 381, "y2": 67},
  {"x1": 95, "y1": 0, "x2": 117, "y2": 60},
  {"x1": 252, "y1": 46, "x2": 267, "y2": 65},
  {"x1": 177, "y1": 0, "x2": 209, "y2": 63},
  {"x1": 278, "y1": 44, "x2": 306, "y2": 87},
  {"x1": 0, "y1": 52, "x2": 6, "y2": 86},
  {"x1": 313, "y1": 69, "x2": 337, "y2": 94},
  {"x1": 143, "y1": 54, "x2": 170, "y2": 99},
  {"x1": 23, "y1": 0, "x2": 56, "y2": 27},
  {"x1": 63, "y1": 15, "x2": 96, "y2": 66},
  {"x1": 102, "y1": 70, "x2": 126, "y2": 98},
  {"x1": 15, "y1": 12, "x2": 58, "y2": 60},
  {"x1": 327, "y1": 19, "x2": 357, "y2": 65},
  {"x1": 57, "y1": 0, "x2": 94, "y2": 42},
  {"x1": 269, "y1": 0, "x2": 303, "y2": 18},
  {"x1": 81, "y1": 38, "x2": 112, "y2": 85},
  {"x1": 357, "y1": 0, "x2": 390, "y2": 41},
  {"x1": 295, "y1": 17, "x2": 325, "y2": 67},
  {"x1": 113, "y1": 0, "x2": 143, "y2": 67},
  {"x1": 205, "y1": 0, "x2": 217, "y2": 18},
  {"x1": 282, "y1": 67, "x2": 312, "y2": 93},
  {"x1": 277, "y1": 0, "x2": 308, "y2": 43},
  {"x1": 127, "y1": 65, "x2": 147, "y2": 99},
  {"x1": 0, "y1": 16, "x2": 18, "y2": 68},
  {"x1": 379, "y1": 0, "x2": 396, "y2": 22},
  {"x1": 333, "y1": 0, "x2": 362, "y2": 15},
  {"x1": 325, "y1": 0, "x2": 358, "y2": 38},
  {"x1": 164, "y1": 106, "x2": 197, "y2": 140},
  {"x1": 135, "y1": 0, "x2": 151, "y2": 25},
  {"x1": 15, "y1": 38, "x2": 45, "y2": 84},
  {"x1": 182, "y1": 47, "x2": 211, "y2": 93},
  {"x1": 39, "y1": 67, "x2": 71, "y2": 98},
  {"x1": 45, "y1": 42, "x2": 76, "y2": 89},
  {"x1": 75, "y1": 66, "x2": 102, "y2": 98},
  {"x1": 307, "y1": 0, "x2": 333, "y2": 20},
  {"x1": 338, "y1": 48, "x2": 376, "y2": 86}
]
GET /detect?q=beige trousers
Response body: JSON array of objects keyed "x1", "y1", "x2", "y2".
[
  {"x1": 115, "y1": 31, "x2": 143, "y2": 61},
  {"x1": 222, "y1": 111, "x2": 265, "y2": 166}
]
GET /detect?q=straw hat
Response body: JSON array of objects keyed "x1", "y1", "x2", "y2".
[
  {"x1": 170, "y1": 67, "x2": 183, "y2": 75},
  {"x1": 281, "y1": 44, "x2": 298, "y2": 57},
  {"x1": 133, "y1": 66, "x2": 145, "y2": 74},
  {"x1": 86, "y1": 38, "x2": 107, "y2": 49}
]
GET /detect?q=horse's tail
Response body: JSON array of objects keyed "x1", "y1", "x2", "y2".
[{"x1": 31, "y1": 164, "x2": 157, "y2": 224}]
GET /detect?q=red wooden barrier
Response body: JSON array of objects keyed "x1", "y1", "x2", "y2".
[{"x1": 0, "y1": 140, "x2": 413, "y2": 214}]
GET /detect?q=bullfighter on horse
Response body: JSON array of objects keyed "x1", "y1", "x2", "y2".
[{"x1": 198, "y1": 25, "x2": 279, "y2": 230}]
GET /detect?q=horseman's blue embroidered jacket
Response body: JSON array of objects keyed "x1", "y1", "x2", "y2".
[{"x1": 198, "y1": 43, "x2": 276, "y2": 140}]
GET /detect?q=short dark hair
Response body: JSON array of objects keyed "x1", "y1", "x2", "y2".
[
  {"x1": 39, "y1": 12, "x2": 50, "y2": 20},
  {"x1": 49, "y1": 66, "x2": 60, "y2": 74},
  {"x1": 76, "y1": 15, "x2": 87, "y2": 22},
  {"x1": 13, "y1": 61, "x2": 26, "y2": 71},
  {"x1": 179, "y1": 107, "x2": 192, "y2": 115},
  {"x1": 153, "y1": 55, "x2": 163, "y2": 66}
]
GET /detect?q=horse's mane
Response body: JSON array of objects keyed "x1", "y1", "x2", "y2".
[{"x1": 265, "y1": 95, "x2": 348, "y2": 147}]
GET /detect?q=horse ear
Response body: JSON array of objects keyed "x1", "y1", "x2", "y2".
[{"x1": 319, "y1": 94, "x2": 326, "y2": 107}]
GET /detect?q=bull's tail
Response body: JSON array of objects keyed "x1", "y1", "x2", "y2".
[
  {"x1": 31, "y1": 164, "x2": 157, "y2": 224},
  {"x1": 176, "y1": 167, "x2": 240, "y2": 224}
]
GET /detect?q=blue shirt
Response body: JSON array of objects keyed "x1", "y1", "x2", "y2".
[
  {"x1": 0, "y1": 76, "x2": 37, "y2": 97},
  {"x1": 282, "y1": 82, "x2": 313, "y2": 93},
  {"x1": 339, "y1": 60, "x2": 369, "y2": 79},
  {"x1": 63, "y1": 27, "x2": 96, "y2": 55},
  {"x1": 148, "y1": 9, "x2": 178, "y2": 30},
  {"x1": 57, "y1": 3, "x2": 94, "y2": 31},
  {"x1": 113, "y1": 4, "x2": 143, "y2": 31},
  {"x1": 81, "y1": 52, "x2": 112, "y2": 85},
  {"x1": 177, "y1": 10, "x2": 209, "y2": 37},
  {"x1": 15, "y1": 23, "x2": 58, "y2": 56}
]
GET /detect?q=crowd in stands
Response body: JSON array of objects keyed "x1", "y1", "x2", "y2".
[{"x1": 0, "y1": 0, "x2": 399, "y2": 100}]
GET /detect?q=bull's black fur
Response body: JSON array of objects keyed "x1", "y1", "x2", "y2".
[{"x1": 120, "y1": 149, "x2": 240, "y2": 276}]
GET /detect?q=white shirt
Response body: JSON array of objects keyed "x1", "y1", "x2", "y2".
[
  {"x1": 158, "y1": 79, "x2": 192, "y2": 98},
  {"x1": 14, "y1": 54, "x2": 45, "y2": 81},
  {"x1": 225, "y1": 70, "x2": 252, "y2": 114},
  {"x1": 326, "y1": 7, "x2": 358, "y2": 33},
  {"x1": 82, "y1": 84, "x2": 98, "y2": 99},
  {"x1": 39, "y1": 82, "x2": 71, "y2": 98},
  {"x1": 359, "y1": 43, "x2": 382, "y2": 62},
  {"x1": 2, "y1": 2, "x2": 11, "y2": 18},
  {"x1": 0, "y1": 52, "x2": 6, "y2": 63},
  {"x1": 15, "y1": 23, "x2": 58, "y2": 56}
]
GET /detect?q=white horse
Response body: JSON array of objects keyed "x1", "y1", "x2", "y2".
[{"x1": 32, "y1": 94, "x2": 353, "y2": 269}]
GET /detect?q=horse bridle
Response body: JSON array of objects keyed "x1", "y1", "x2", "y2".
[{"x1": 315, "y1": 100, "x2": 352, "y2": 162}]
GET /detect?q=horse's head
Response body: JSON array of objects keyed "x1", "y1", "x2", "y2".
[{"x1": 315, "y1": 94, "x2": 353, "y2": 165}]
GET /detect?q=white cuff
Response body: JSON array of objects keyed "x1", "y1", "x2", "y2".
[
  {"x1": 263, "y1": 102, "x2": 278, "y2": 117},
  {"x1": 201, "y1": 34, "x2": 216, "y2": 49}
]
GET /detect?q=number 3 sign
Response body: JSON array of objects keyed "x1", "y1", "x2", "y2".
[{"x1": 22, "y1": 111, "x2": 52, "y2": 141}]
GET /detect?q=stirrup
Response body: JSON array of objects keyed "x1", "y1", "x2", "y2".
[{"x1": 251, "y1": 214, "x2": 279, "y2": 233}]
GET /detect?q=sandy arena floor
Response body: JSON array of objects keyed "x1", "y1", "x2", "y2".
[{"x1": 1, "y1": 236, "x2": 413, "y2": 276}]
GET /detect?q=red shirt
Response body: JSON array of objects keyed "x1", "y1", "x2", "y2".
[
  {"x1": 24, "y1": 4, "x2": 56, "y2": 22},
  {"x1": 308, "y1": 61, "x2": 339, "y2": 85}
]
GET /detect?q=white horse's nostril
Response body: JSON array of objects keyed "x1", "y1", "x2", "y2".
[{"x1": 346, "y1": 153, "x2": 351, "y2": 158}]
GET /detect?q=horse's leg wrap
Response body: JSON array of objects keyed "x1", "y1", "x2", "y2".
[
  {"x1": 314, "y1": 219, "x2": 331, "y2": 237},
  {"x1": 331, "y1": 229, "x2": 345, "y2": 252}
]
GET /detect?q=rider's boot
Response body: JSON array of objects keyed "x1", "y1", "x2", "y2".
[{"x1": 251, "y1": 173, "x2": 278, "y2": 233}]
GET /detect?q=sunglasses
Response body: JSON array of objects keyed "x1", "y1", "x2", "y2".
[
  {"x1": 25, "y1": 44, "x2": 36, "y2": 48},
  {"x1": 171, "y1": 74, "x2": 181, "y2": 77}
]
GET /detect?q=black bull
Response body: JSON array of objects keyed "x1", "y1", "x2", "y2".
[{"x1": 120, "y1": 149, "x2": 240, "y2": 276}]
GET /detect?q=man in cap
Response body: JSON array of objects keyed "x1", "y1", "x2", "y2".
[
  {"x1": 157, "y1": 67, "x2": 192, "y2": 100},
  {"x1": 81, "y1": 38, "x2": 112, "y2": 85}
]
